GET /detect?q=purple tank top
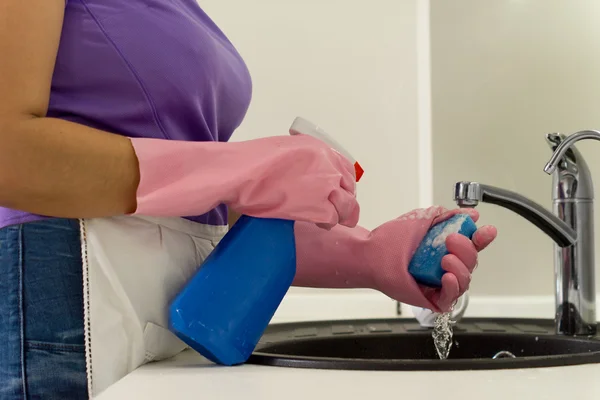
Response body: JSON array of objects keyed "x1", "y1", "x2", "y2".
[{"x1": 0, "y1": 0, "x2": 252, "y2": 228}]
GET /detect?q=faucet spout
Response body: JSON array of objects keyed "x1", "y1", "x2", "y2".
[{"x1": 454, "y1": 182, "x2": 577, "y2": 247}]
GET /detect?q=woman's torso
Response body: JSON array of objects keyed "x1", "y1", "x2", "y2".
[{"x1": 0, "y1": 0, "x2": 252, "y2": 228}]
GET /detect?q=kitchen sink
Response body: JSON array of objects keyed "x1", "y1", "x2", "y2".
[{"x1": 247, "y1": 318, "x2": 600, "y2": 370}]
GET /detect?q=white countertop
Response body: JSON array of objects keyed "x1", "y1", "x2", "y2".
[
  {"x1": 96, "y1": 293, "x2": 600, "y2": 400},
  {"x1": 98, "y1": 349, "x2": 600, "y2": 400}
]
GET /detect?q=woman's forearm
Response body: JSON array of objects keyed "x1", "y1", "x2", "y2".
[
  {"x1": 0, "y1": 2, "x2": 139, "y2": 218},
  {"x1": 293, "y1": 221, "x2": 375, "y2": 289},
  {"x1": 0, "y1": 117, "x2": 139, "y2": 218}
]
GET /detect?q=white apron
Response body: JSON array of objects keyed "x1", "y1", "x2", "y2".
[{"x1": 78, "y1": 215, "x2": 228, "y2": 397}]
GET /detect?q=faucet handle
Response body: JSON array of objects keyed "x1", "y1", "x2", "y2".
[
  {"x1": 545, "y1": 133, "x2": 575, "y2": 169},
  {"x1": 544, "y1": 130, "x2": 595, "y2": 200},
  {"x1": 545, "y1": 132, "x2": 562, "y2": 149}
]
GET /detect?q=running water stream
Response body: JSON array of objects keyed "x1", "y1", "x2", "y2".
[{"x1": 432, "y1": 311, "x2": 453, "y2": 359}]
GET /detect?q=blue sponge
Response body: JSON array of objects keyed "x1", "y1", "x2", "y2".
[{"x1": 407, "y1": 214, "x2": 477, "y2": 288}]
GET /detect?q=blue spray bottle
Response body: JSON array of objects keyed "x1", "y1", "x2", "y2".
[{"x1": 168, "y1": 117, "x2": 363, "y2": 366}]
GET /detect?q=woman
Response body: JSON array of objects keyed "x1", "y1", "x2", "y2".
[{"x1": 0, "y1": 1, "x2": 497, "y2": 398}]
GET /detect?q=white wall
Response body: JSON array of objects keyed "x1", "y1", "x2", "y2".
[
  {"x1": 197, "y1": 1, "x2": 600, "y2": 321},
  {"x1": 198, "y1": 0, "x2": 424, "y2": 309},
  {"x1": 430, "y1": 0, "x2": 600, "y2": 297},
  {"x1": 199, "y1": 0, "x2": 422, "y2": 230}
]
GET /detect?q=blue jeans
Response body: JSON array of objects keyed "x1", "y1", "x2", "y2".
[{"x1": 0, "y1": 219, "x2": 88, "y2": 399}]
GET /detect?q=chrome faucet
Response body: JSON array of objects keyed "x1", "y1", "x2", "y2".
[{"x1": 453, "y1": 130, "x2": 598, "y2": 336}]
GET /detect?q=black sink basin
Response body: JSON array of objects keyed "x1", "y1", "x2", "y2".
[{"x1": 247, "y1": 318, "x2": 600, "y2": 370}]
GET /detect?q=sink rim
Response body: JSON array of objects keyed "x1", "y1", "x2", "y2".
[{"x1": 247, "y1": 318, "x2": 600, "y2": 371}]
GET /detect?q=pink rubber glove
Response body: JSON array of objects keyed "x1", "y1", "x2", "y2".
[
  {"x1": 129, "y1": 135, "x2": 359, "y2": 228},
  {"x1": 294, "y1": 206, "x2": 497, "y2": 313}
]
